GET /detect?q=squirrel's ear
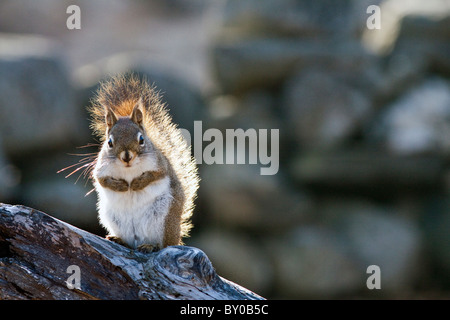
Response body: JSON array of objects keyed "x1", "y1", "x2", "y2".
[
  {"x1": 131, "y1": 100, "x2": 143, "y2": 126},
  {"x1": 105, "y1": 107, "x2": 118, "y2": 130}
]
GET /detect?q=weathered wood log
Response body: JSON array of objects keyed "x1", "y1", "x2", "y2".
[{"x1": 0, "y1": 203, "x2": 263, "y2": 300}]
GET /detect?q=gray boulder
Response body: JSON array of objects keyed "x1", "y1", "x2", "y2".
[
  {"x1": 330, "y1": 202, "x2": 423, "y2": 292},
  {"x1": 219, "y1": 0, "x2": 354, "y2": 39},
  {"x1": 290, "y1": 149, "x2": 443, "y2": 194},
  {"x1": 200, "y1": 164, "x2": 312, "y2": 232},
  {"x1": 371, "y1": 78, "x2": 450, "y2": 155},
  {"x1": 211, "y1": 38, "x2": 374, "y2": 95},
  {"x1": 282, "y1": 68, "x2": 372, "y2": 150},
  {"x1": 392, "y1": 15, "x2": 450, "y2": 76},
  {"x1": 269, "y1": 226, "x2": 363, "y2": 298},
  {"x1": 0, "y1": 34, "x2": 82, "y2": 156}
]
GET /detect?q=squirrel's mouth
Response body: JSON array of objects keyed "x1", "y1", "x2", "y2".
[
  {"x1": 117, "y1": 159, "x2": 133, "y2": 168},
  {"x1": 119, "y1": 150, "x2": 136, "y2": 167},
  {"x1": 123, "y1": 162, "x2": 133, "y2": 168}
]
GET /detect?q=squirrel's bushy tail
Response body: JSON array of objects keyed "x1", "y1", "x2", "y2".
[{"x1": 88, "y1": 74, "x2": 199, "y2": 239}]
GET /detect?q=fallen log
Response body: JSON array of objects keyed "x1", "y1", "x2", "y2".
[{"x1": 0, "y1": 203, "x2": 263, "y2": 300}]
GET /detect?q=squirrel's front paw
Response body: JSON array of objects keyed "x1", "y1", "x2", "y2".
[
  {"x1": 130, "y1": 172, "x2": 151, "y2": 191},
  {"x1": 130, "y1": 170, "x2": 165, "y2": 191},
  {"x1": 130, "y1": 176, "x2": 145, "y2": 191},
  {"x1": 109, "y1": 178, "x2": 129, "y2": 192},
  {"x1": 98, "y1": 176, "x2": 129, "y2": 192},
  {"x1": 137, "y1": 243, "x2": 161, "y2": 253}
]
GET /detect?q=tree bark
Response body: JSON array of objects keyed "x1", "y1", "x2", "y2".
[{"x1": 0, "y1": 203, "x2": 263, "y2": 300}]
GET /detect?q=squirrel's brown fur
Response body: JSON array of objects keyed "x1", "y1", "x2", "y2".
[{"x1": 88, "y1": 74, "x2": 199, "y2": 240}]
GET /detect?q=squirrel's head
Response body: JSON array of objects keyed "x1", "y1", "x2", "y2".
[{"x1": 103, "y1": 103, "x2": 151, "y2": 168}]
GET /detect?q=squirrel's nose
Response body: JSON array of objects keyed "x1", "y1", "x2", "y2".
[{"x1": 120, "y1": 150, "x2": 134, "y2": 164}]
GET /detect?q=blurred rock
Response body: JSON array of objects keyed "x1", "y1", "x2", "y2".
[
  {"x1": 370, "y1": 53, "x2": 427, "y2": 105},
  {"x1": 206, "y1": 91, "x2": 285, "y2": 151},
  {"x1": 361, "y1": 0, "x2": 450, "y2": 55},
  {"x1": 270, "y1": 226, "x2": 362, "y2": 298},
  {"x1": 0, "y1": 33, "x2": 82, "y2": 156},
  {"x1": 290, "y1": 150, "x2": 443, "y2": 195},
  {"x1": 211, "y1": 38, "x2": 307, "y2": 94},
  {"x1": 189, "y1": 229, "x2": 272, "y2": 295},
  {"x1": 392, "y1": 15, "x2": 450, "y2": 76},
  {"x1": 0, "y1": 1, "x2": 68, "y2": 36},
  {"x1": 208, "y1": 90, "x2": 281, "y2": 131},
  {"x1": 200, "y1": 164, "x2": 312, "y2": 233},
  {"x1": 211, "y1": 38, "x2": 374, "y2": 95},
  {"x1": 282, "y1": 68, "x2": 372, "y2": 151},
  {"x1": 324, "y1": 201, "x2": 423, "y2": 292},
  {"x1": 219, "y1": 0, "x2": 354, "y2": 39},
  {"x1": 211, "y1": 0, "x2": 379, "y2": 95},
  {"x1": 371, "y1": 78, "x2": 450, "y2": 155}
]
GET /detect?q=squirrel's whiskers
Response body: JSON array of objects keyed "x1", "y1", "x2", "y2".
[{"x1": 58, "y1": 145, "x2": 99, "y2": 196}]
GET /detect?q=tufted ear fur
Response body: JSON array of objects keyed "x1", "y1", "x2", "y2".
[
  {"x1": 105, "y1": 107, "x2": 118, "y2": 130},
  {"x1": 131, "y1": 99, "x2": 144, "y2": 126}
]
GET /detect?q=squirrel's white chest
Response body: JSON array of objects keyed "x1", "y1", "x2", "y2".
[{"x1": 95, "y1": 176, "x2": 172, "y2": 248}]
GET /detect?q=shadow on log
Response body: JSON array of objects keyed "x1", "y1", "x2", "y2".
[{"x1": 0, "y1": 203, "x2": 263, "y2": 300}]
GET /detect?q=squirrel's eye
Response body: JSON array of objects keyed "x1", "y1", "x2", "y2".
[
  {"x1": 138, "y1": 133, "x2": 145, "y2": 145},
  {"x1": 108, "y1": 138, "x2": 113, "y2": 148}
]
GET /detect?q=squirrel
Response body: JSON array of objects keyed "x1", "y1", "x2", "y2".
[{"x1": 83, "y1": 74, "x2": 199, "y2": 253}]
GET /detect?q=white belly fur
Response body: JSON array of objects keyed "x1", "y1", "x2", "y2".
[{"x1": 94, "y1": 156, "x2": 172, "y2": 248}]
